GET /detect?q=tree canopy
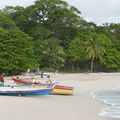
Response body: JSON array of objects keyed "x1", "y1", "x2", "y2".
[{"x1": 0, "y1": 0, "x2": 120, "y2": 74}]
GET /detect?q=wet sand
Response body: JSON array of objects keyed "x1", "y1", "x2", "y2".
[{"x1": 1, "y1": 73, "x2": 120, "y2": 120}]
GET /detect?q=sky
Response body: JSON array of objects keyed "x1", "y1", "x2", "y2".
[{"x1": 0, "y1": 0, "x2": 120, "y2": 25}]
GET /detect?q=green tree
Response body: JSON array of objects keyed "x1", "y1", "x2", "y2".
[
  {"x1": 68, "y1": 37, "x2": 85, "y2": 61},
  {"x1": 85, "y1": 33, "x2": 109, "y2": 72},
  {"x1": 68, "y1": 33, "x2": 87, "y2": 71},
  {"x1": 101, "y1": 40, "x2": 120, "y2": 70},
  {"x1": 3, "y1": 0, "x2": 83, "y2": 46},
  {"x1": 0, "y1": 28, "x2": 37, "y2": 74},
  {"x1": 35, "y1": 38, "x2": 65, "y2": 72},
  {"x1": 0, "y1": 12, "x2": 17, "y2": 30}
]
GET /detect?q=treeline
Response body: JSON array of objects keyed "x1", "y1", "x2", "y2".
[{"x1": 0, "y1": 0, "x2": 120, "y2": 74}]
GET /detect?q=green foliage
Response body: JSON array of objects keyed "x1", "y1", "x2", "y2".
[
  {"x1": 68, "y1": 36, "x2": 86, "y2": 62},
  {"x1": 101, "y1": 40, "x2": 120, "y2": 69},
  {"x1": 85, "y1": 33, "x2": 110, "y2": 72},
  {"x1": 4, "y1": 0, "x2": 82, "y2": 46},
  {"x1": 1, "y1": 0, "x2": 120, "y2": 73},
  {"x1": 0, "y1": 28, "x2": 37, "y2": 74},
  {"x1": 35, "y1": 38, "x2": 65, "y2": 71},
  {"x1": 0, "y1": 12, "x2": 17, "y2": 30}
]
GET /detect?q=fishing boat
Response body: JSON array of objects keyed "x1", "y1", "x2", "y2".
[
  {"x1": 0, "y1": 85, "x2": 52, "y2": 96},
  {"x1": 52, "y1": 85, "x2": 74, "y2": 95}
]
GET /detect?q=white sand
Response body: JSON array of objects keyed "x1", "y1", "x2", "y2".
[{"x1": 1, "y1": 73, "x2": 120, "y2": 120}]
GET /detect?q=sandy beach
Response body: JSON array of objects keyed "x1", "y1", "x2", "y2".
[{"x1": 0, "y1": 73, "x2": 120, "y2": 120}]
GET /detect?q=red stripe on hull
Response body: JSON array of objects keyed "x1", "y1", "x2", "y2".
[
  {"x1": 12, "y1": 77, "x2": 40, "y2": 84},
  {"x1": 54, "y1": 85, "x2": 74, "y2": 90}
]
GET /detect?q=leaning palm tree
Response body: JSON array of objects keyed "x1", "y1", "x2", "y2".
[{"x1": 85, "y1": 33, "x2": 106, "y2": 72}]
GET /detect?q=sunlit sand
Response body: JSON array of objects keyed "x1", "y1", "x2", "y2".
[{"x1": 0, "y1": 73, "x2": 120, "y2": 120}]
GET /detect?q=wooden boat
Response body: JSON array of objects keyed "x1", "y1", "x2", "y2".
[
  {"x1": 12, "y1": 77, "x2": 59, "y2": 88},
  {"x1": 12, "y1": 77, "x2": 41, "y2": 85},
  {"x1": 12, "y1": 77, "x2": 74, "y2": 95},
  {"x1": 52, "y1": 85, "x2": 74, "y2": 95},
  {"x1": 0, "y1": 85, "x2": 52, "y2": 96}
]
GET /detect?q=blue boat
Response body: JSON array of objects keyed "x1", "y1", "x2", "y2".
[{"x1": 0, "y1": 85, "x2": 52, "y2": 96}]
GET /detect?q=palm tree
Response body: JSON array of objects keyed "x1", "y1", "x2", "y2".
[
  {"x1": 42, "y1": 38, "x2": 65, "y2": 72},
  {"x1": 85, "y1": 33, "x2": 106, "y2": 72}
]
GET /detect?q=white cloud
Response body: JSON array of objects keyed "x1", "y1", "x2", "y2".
[{"x1": 67, "y1": 0, "x2": 120, "y2": 24}]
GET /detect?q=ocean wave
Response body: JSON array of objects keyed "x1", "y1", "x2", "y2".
[
  {"x1": 99, "y1": 107, "x2": 120, "y2": 118},
  {"x1": 91, "y1": 90, "x2": 120, "y2": 102},
  {"x1": 91, "y1": 89, "x2": 120, "y2": 119},
  {"x1": 104, "y1": 99, "x2": 120, "y2": 106}
]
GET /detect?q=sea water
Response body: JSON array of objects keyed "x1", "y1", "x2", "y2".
[
  {"x1": 91, "y1": 89, "x2": 120, "y2": 118},
  {"x1": 91, "y1": 90, "x2": 120, "y2": 103},
  {"x1": 99, "y1": 107, "x2": 120, "y2": 118}
]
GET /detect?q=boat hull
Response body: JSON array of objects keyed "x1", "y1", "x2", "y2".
[
  {"x1": 12, "y1": 77, "x2": 59, "y2": 88},
  {"x1": 54, "y1": 85, "x2": 73, "y2": 90},
  {"x1": 52, "y1": 85, "x2": 74, "y2": 95},
  {"x1": 0, "y1": 86, "x2": 52, "y2": 96},
  {"x1": 12, "y1": 77, "x2": 40, "y2": 84},
  {"x1": 52, "y1": 89, "x2": 73, "y2": 95}
]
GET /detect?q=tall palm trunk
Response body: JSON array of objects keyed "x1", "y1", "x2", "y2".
[
  {"x1": 77, "y1": 62, "x2": 80, "y2": 71},
  {"x1": 90, "y1": 57, "x2": 94, "y2": 72},
  {"x1": 70, "y1": 61, "x2": 75, "y2": 72}
]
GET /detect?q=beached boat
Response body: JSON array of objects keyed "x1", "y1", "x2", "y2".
[
  {"x1": 52, "y1": 85, "x2": 74, "y2": 95},
  {"x1": 12, "y1": 77, "x2": 59, "y2": 88},
  {"x1": 0, "y1": 85, "x2": 52, "y2": 96},
  {"x1": 12, "y1": 77, "x2": 74, "y2": 95},
  {"x1": 12, "y1": 77, "x2": 41, "y2": 84}
]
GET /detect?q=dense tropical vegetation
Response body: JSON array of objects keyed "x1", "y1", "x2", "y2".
[{"x1": 0, "y1": 0, "x2": 120, "y2": 74}]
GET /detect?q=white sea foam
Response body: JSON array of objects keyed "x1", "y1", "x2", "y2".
[
  {"x1": 91, "y1": 89, "x2": 120, "y2": 119},
  {"x1": 99, "y1": 112, "x2": 120, "y2": 118},
  {"x1": 99, "y1": 107, "x2": 120, "y2": 118},
  {"x1": 91, "y1": 90, "x2": 120, "y2": 102},
  {"x1": 104, "y1": 99, "x2": 120, "y2": 106}
]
